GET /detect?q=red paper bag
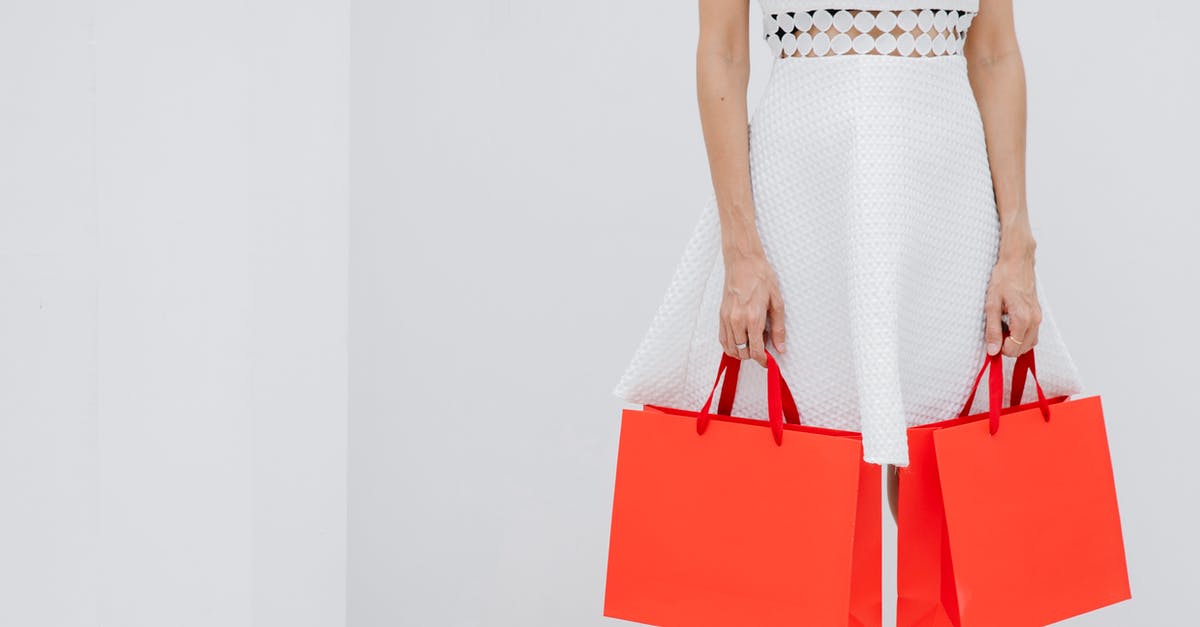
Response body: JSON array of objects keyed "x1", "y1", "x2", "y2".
[
  {"x1": 604, "y1": 352, "x2": 881, "y2": 626},
  {"x1": 897, "y1": 347, "x2": 1132, "y2": 626}
]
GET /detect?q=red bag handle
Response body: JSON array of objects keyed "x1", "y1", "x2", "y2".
[
  {"x1": 696, "y1": 352, "x2": 801, "y2": 446},
  {"x1": 713, "y1": 357, "x2": 799, "y2": 421},
  {"x1": 958, "y1": 329, "x2": 1051, "y2": 434},
  {"x1": 1009, "y1": 348, "x2": 1048, "y2": 411}
]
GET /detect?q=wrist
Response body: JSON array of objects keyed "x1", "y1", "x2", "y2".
[
  {"x1": 998, "y1": 223, "x2": 1036, "y2": 263},
  {"x1": 722, "y1": 239, "x2": 767, "y2": 264}
]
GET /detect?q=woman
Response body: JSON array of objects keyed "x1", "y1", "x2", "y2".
[{"x1": 612, "y1": 0, "x2": 1084, "y2": 522}]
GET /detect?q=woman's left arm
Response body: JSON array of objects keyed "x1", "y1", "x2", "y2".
[{"x1": 964, "y1": 0, "x2": 1040, "y2": 357}]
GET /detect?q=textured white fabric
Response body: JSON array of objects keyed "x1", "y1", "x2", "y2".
[
  {"x1": 612, "y1": 52, "x2": 1086, "y2": 467},
  {"x1": 760, "y1": 0, "x2": 979, "y2": 13}
]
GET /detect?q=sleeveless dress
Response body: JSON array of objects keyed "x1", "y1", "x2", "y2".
[{"x1": 611, "y1": 0, "x2": 1086, "y2": 467}]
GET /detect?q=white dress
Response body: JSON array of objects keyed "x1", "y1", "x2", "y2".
[{"x1": 611, "y1": 0, "x2": 1086, "y2": 467}]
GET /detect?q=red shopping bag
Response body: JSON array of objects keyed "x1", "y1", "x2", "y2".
[
  {"x1": 897, "y1": 346, "x2": 1131, "y2": 626},
  {"x1": 603, "y1": 352, "x2": 882, "y2": 626}
]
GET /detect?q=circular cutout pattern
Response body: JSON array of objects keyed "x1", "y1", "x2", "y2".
[
  {"x1": 767, "y1": 33, "x2": 783, "y2": 57},
  {"x1": 766, "y1": 9, "x2": 975, "y2": 59},
  {"x1": 782, "y1": 32, "x2": 798, "y2": 55},
  {"x1": 812, "y1": 31, "x2": 832, "y2": 55},
  {"x1": 813, "y1": 10, "x2": 834, "y2": 31},
  {"x1": 917, "y1": 9, "x2": 934, "y2": 31},
  {"x1": 831, "y1": 32, "x2": 853, "y2": 54},
  {"x1": 776, "y1": 12, "x2": 795, "y2": 32},
  {"x1": 832, "y1": 10, "x2": 854, "y2": 33},
  {"x1": 874, "y1": 10, "x2": 897, "y2": 33},
  {"x1": 795, "y1": 11, "x2": 812, "y2": 32},
  {"x1": 874, "y1": 32, "x2": 898, "y2": 54},
  {"x1": 915, "y1": 33, "x2": 933, "y2": 56},
  {"x1": 797, "y1": 32, "x2": 814, "y2": 55},
  {"x1": 933, "y1": 10, "x2": 949, "y2": 32},
  {"x1": 853, "y1": 33, "x2": 875, "y2": 54},
  {"x1": 932, "y1": 33, "x2": 947, "y2": 55},
  {"x1": 854, "y1": 11, "x2": 876, "y2": 33}
]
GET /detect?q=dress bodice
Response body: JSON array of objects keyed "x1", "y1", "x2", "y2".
[
  {"x1": 759, "y1": 2, "x2": 979, "y2": 58},
  {"x1": 760, "y1": 0, "x2": 978, "y2": 12}
]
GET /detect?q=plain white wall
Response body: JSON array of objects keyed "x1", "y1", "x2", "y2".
[
  {"x1": 1022, "y1": 3, "x2": 1200, "y2": 624},
  {"x1": 0, "y1": 2, "x2": 348, "y2": 626},
  {"x1": 350, "y1": 1, "x2": 1199, "y2": 626},
  {"x1": 1, "y1": 3, "x2": 98, "y2": 624}
]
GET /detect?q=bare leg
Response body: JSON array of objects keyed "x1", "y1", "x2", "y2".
[{"x1": 886, "y1": 463, "x2": 899, "y2": 524}]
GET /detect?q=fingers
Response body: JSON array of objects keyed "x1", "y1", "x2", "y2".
[
  {"x1": 719, "y1": 320, "x2": 735, "y2": 358},
  {"x1": 1025, "y1": 315, "x2": 1041, "y2": 351},
  {"x1": 984, "y1": 288, "x2": 1004, "y2": 356},
  {"x1": 718, "y1": 257, "x2": 784, "y2": 365},
  {"x1": 728, "y1": 312, "x2": 751, "y2": 361},
  {"x1": 768, "y1": 289, "x2": 787, "y2": 354},
  {"x1": 1002, "y1": 302, "x2": 1042, "y2": 357},
  {"x1": 721, "y1": 307, "x2": 753, "y2": 362},
  {"x1": 748, "y1": 314, "x2": 768, "y2": 367},
  {"x1": 986, "y1": 252, "x2": 1042, "y2": 357}
]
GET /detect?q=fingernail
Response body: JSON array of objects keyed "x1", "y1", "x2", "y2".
[
  {"x1": 987, "y1": 342, "x2": 1000, "y2": 355},
  {"x1": 777, "y1": 342, "x2": 786, "y2": 353}
]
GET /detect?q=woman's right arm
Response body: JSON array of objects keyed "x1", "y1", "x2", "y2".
[{"x1": 697, "y1": 0, "x2": 787, "y2": 366}]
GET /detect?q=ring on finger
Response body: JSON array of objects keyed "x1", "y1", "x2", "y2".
[{"x1": 735, "y1": 341, "x2": 749, "y2": 350}]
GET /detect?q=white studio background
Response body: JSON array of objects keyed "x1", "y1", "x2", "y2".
[
  {"x1": 351, "y1": 1, "x2": 1200, "y2": 627},
  {"x1": 1, "y1": 2, "x2": 348, "y2": 627}
]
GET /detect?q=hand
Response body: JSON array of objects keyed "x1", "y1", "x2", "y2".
[
  {"x1": 719, "y1": 251, "x2": 786, "y2": 366},
  {"x1": 984, "y1": 231, "x2": 1041, "y2": 357}
]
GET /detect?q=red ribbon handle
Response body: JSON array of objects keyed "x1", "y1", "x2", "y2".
[
  {"x1": 958, "y1": 330, "x2": 1051, "y2": 434},
  {"x1": 696, "y1": 352, "x2": 801, "y2": 446},
  {"x1": 1010, "y1": 349, "x2": 1049, "y2": 414}
]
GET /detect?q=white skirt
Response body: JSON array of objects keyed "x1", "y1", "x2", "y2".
[{"x1": 611, "y1": 49, "x2": 1086, "y2": 467}]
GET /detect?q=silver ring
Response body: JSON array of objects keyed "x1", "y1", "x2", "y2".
[{"x1": 735, "y1": 342, "x2": 749, "y2": 350}]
